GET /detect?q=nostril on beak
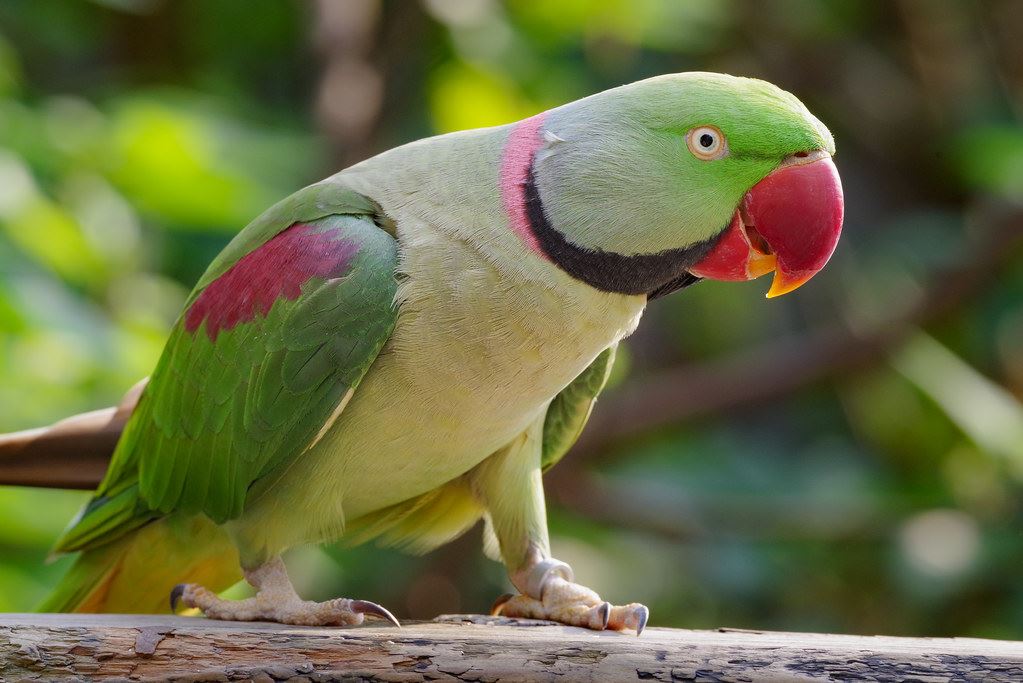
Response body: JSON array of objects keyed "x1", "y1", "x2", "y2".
[{"x1": 783, "y1": 149, "x2": 829, "y2": 167}]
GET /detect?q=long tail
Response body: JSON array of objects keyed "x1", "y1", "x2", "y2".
[
  {"x1": 39, "y1": 514, "x2": 241, "y2": 614},
  {"x1": 0, "y1": 379, "x2": 143, "y2": 489}
]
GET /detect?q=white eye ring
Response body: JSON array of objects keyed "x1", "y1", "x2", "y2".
[{"x1": 686, "y1": 125, "x2": 727, "y2": 160}]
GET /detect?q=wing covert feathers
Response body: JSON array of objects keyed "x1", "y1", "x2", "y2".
[
  {"x1": 55, "y1": 202, "x2": 398, "y2": 554},
  {"x1": 541, "y1": 344, "x2": 617, "y2": 472}
]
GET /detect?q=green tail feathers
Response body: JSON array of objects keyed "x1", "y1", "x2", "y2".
[
  {"x1": 51, "y1": 484, "x2": 156, "y2": 556},
  {"x1": 40, "y1": 515, "x2": 241, "y2": 614},
  {"x1": 38, "y1": 540, "x2": 126, "y2": 613}
]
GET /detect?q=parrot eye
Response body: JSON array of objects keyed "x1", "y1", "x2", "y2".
[{"x1": 686, "y1": 125, "x2": 727, "y2": 160}]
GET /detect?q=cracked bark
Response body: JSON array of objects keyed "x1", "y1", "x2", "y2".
[{"x1": 2, "y1": 614, "x2": 1022, "y2": 682}]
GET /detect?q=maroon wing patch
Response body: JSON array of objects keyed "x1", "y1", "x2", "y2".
[{"x1": 185, "y1": 223, "x2": 359, "y2": 341}]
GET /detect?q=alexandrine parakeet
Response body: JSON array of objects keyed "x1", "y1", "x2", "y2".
[{"x1": 37, "y1": 72, "x2": 844, "y2": 633}]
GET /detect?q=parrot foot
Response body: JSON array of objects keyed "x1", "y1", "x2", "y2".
[
  {"x1": 170, "y1": 557, "x2": 400, "y2": 628},
  {"x1": 491, "y1": 573, "x2": 648, "y2": 635},
  {"x1": 171, "y1": 583, "x2": 399, "y2": 627}
]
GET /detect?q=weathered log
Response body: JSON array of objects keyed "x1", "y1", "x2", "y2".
[{"x1": 1, "y1": 613, "x2": 1021, "y2": 682}]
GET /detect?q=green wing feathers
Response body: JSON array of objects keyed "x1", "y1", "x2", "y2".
[
  {"x1": 54, "y1": 200, "x2": 399, "y2": 554},
  {"x1": 541, "y1": 344, "x2": 617, "y2": 472}
]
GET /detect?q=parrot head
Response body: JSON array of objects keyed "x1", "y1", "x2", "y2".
[{"x1": 515, "y1": 72, "x2": 844, "y2": 298}]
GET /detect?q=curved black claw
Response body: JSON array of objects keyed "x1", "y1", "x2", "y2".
[
  {"x1": 351, "y1": 599, "x2": 401, "y2": 628},
  {"x1": 597, "y1": 601, "x2": 611, "y2": 630},
  {"x1": 170, "y1": 584, "x2": 186, "y2": 612},
  {"x1": 490, "y1": 593, "x2": 514, "y2": 616},
  {"x1": 635, "y1": 605, "x2": 649, "y2": 637}
]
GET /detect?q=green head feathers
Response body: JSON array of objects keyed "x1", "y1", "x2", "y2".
[{"x1": 519, "y1": 72, "x2": 839, "y2": 296}]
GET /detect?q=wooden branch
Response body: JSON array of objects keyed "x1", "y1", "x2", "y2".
[
  {"x1": 2, "y1": 613, "x2": 1020, "y2": 682},
  {"x1": 0, "y1": 379, "x2": 144, "y2": 489}
]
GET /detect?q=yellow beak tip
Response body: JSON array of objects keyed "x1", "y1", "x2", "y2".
[{"x1": 765, "y1": 272, "x2": 811, "y2": 299}]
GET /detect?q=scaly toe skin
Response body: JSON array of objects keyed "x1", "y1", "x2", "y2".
[
  {"x1": 491, "y1": 593, "x2": 548, "y2": 621},
  {"x1": 168, "y1": 583, "x2": 400, "y2": 628},
  {"x1": 492, "y1": 578, "x2": 650, "y2": 634},
  {"x1": 280, "y1": 598, "x2": 362, "y2": 626},
  {"x1": 546, "y1": 598, "x2": 613, "y2": 630}
]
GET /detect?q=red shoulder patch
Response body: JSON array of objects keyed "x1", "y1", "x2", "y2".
[{"x1": 185, "y1": 223, "x2": 359, "y2": 341}]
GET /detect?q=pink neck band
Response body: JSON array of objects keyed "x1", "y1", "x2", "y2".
[{"x1": 499, "y1": 112, "x2": 549, "y2": 258}]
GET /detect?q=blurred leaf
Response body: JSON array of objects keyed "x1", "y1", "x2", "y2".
[
  {"x1": 429, "y1": 62, "x2": 537, "y2": 133},
  {"x1": 42, "y1": 96, "x2": 107, "y2": 160},
  {"x1": 0, "y1": 149, "x2": 37, "y2": 216},
  {"x1": 3, "y1": 196, "x2": 107, "y2": 286},
  {"x1": 508, "y1": 0, "x2": 730, "y2": 52},
  {"x1": 841, "y1": 368, "x2": 959, "y2": 467},
  {"x1": 892, "y1": 333, "x2": 1023, "y2": 475},
  {"x1": 61, "y1": 172, "x2": 142, "y2": 268},
  {"x1": 0, "y1": 100, "x2": 57, "y2": 175},
  {"x1": 654, "y1": 278, "x2": 781, "y2": 358},
  {"x1": 954, "y1": 126, "x2": 1023, "y2": 200},
  {"x1": 106, "y1": 100, "x2": 265, "y2": 229},
  {"x1": 0, "y1": 33, "x2": 21, "y2": 96},
  {"x1": 0, "y1": 487, "x2": 89, "y2": 547},
  {"x1": 0, "y1": 282, "x2": 27, "y2": 334},
  {"x1": 88, "y1": 0, "x2": 162, "y2": 13}
]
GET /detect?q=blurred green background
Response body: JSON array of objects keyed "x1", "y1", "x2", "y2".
[{"x1": 1, "y1": 0, "x2": 1022, "y2": 638}]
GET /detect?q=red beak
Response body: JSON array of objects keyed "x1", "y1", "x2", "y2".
[{"x1": 690, "y1": 152, "x2": 844, "y2": 298}]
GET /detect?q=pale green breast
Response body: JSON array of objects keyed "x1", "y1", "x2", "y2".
[{"x1": 232, "y1": 125, "x2": 646, "y2": 555}]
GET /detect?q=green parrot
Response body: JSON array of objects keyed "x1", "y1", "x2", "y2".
[{"x1": 37, "y1": 72, "x2": 843, "y2": 634}]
